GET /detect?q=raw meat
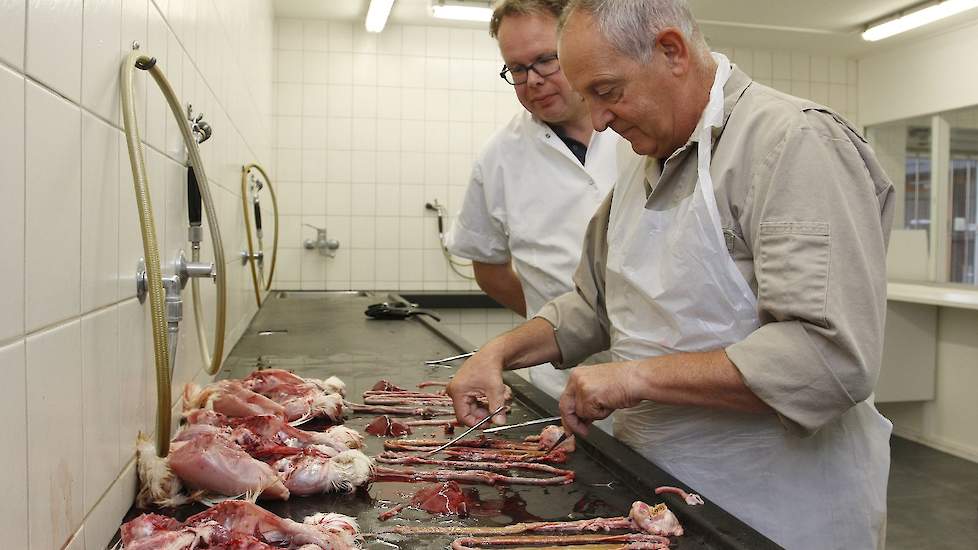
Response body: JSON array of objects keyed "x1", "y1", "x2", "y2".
[
  {"x1": 654, "y1": 485, "x2": 705, "y2": 506},
  {"x1": 377, "y1": 481, "x2": 471, "y2": 520},
  {"x1": 365, "y1": 415, "x2": 412, "y2": 437},
  {"x1": 121, "y1": 501, "x2": 359, "y2": 549}
]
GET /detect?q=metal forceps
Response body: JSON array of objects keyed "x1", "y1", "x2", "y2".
[{"x1": 424, "y1": 349, "x2": 478, "y2": 366}]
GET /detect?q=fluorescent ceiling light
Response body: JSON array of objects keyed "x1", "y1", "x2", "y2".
[
  {"x1": 365, "y1": 0, "x2": 395, "y2": 33},
  {"x1": 862, "y1": 0, "x2": 978, "y2": 41},
  {"x1": 431, "y1": 4, "x2": 492, "y2": 22}
]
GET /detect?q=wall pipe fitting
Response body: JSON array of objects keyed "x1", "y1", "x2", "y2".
[
  {"x1": 121, "y1": 47, "x2": 228, "y2": 456},
  {"x1": 241, "y1": 164, "x2": 279, "y2": 307},
  {"x1": 121, "y1": 48, "x2": 171, "y2": 456}
]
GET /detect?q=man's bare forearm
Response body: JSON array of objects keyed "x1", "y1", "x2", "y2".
[
  {"x1": 632, "y1": 350, "x2": 772, "y2": 413},
  {"x1": 481, "y1": 317, "x2": 562, "y2": 372},
  {"x1": 473, "y1": 261, "x2": 527, "y2": 317}
]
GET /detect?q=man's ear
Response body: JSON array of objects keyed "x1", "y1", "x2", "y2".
[{"x1": 656, "y1": 28, "x2": 690, "y2": 75}]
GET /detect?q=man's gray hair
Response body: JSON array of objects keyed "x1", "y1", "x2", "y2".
[{"x1": 560, "y1": 0, "x2": 708, "y2": 63}]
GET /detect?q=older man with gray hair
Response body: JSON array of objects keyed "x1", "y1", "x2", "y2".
[{"x1": 446, "y1": 1, "x2": 893, "y2": 548}]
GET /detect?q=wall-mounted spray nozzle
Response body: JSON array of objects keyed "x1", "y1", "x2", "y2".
[
  {"x1": 187, "y1": 164, "x2": 203, "y2": 244},
  {"x1": 250, "y1": 175, "x2": 264, "y2": 237},
  {"x1": 425, "y1": 200, "x2": 446, "y2": 236}
]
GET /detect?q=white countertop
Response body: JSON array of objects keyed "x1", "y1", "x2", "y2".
[{"x1": 887, "y1": 281, "x2": 978, "y2": 310}]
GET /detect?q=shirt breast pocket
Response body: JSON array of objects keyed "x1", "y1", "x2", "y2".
[{"x1": 757, "y1": 221, "x2": 831, "y2": 326}]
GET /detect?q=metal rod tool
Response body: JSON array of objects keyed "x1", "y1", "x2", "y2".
[
  {"x1": 424, "y1": 404, "x2": 506, "y2": 455},
  {"x1": 424, "y1": 349, "x2": 478, "y2": 365},
  {"x1": 482, "y1": 416, "x2": 561, "y2": 434}
]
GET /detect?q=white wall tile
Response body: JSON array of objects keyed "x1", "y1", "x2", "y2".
[
  {"x1": 277, "y1": 148, "x2": 302, "y2": 182},
  {"x1": 328, "y1": 21, "x2": 353, "y2": 52},
  {"x1": 326, "y1": 183, "x2": 352, "y2": 216},
  {"x1": 0, "y1": 341, "x2": 28, "y2": 549},
  {"x1": 0, "y1": 66, "x2": 25, "y2": 342},
  {"x1": 376, "y1": 87, "x2": 402, "y2": 119},
  {"x1": 301, "y1": 182, "x2": 326, "y2": 214},
  {"x1": 377, "y1": 25, "x2": 403, "y2": 55},
  {"x1": 277, "y1": 116, "x2": 301, "y2": 148},
  {"x1": 401, "y1": 25, "x2": 425, "y2": 56},
  {"x1": 352, "y1": 85, "x2": 377, "y2": 117},
  {"x1": 302, "y1": 151, "x2": 327, "y2": 183},
  {"x1": 302, "y1": 19, "x2": 328, "y2": 51},
  {"x1": 326, "y1": 84, "x2": 353, "y2": 117},
  {"x1": 351, "y1": 151, "x2": 376, "y2": 183},
  {"x1": 326, "y1": 117, "x2": 352, "y2": 150},
  {"x1": 278, "y1": 19, "x2": 302, "y2": 50},
  {"x1": 302, "y1": 116, "x2": 328, "y2": 149},
  {"x1": 752, "y1": 51, "x2": 774, "y2": 79},
  {"x1": 277, "y1": 82, "x2": 302, "y2": 116},
  {"x1": 117, "y1": 298, "x2": 149, "y2": 462},
  {"x1": 400, "y1": 88, "x2": 425, "y2": 120},
  {"x1": 82, "y1": 0, "x2": 122, "y2": 123},
  {"x1": 352, "y1": 119, "x2": 378, "y2": 151},
  {"x1": 426, "y1": 57, "x2": 450, "y2": 88},
  {"x1": 81, "y1": 307, "x2": 121, "y2": 510},
  {"x1": 302, "y1": 83, "x2": 328, "y2": 117},
  {"x1": 25, "y1": 83, "x2": 81, "y2": 331},
  {"x1": 352, "y1": 53, "x2": 377, "y2": 86},
  {"x1": 303, "y1": 50, "x2": 328, "y2": 84},
  {"x1": 449, "y1": 58, "x2": 473, "y2": 90},
  {"x1": 277, "y1": 50, "x2": 302, "y2": 82},
  {"x1": 352, "y1": 28, "x2": 377, "y2": 54},
  {"x1": 790, "y1": 51, "x2": 810, "y2": 81},
  {"x1": 144, "y1": 5, "x2": 168, "y2": 150},
  {"x1": 830, "y1": 56, "x2": 848, "y2": 84},
  {"x1": 0, "y1": 0, "x2": 26, "y2": 69},
  {"x1": 377, "y1": 54, "x2": 401, "y2": 87},
  {"x1": 81, "y1": 115, "x2": 120, "y2": 312},
  {"x1": 328, "y1": 51, "x2": 354, "y2": 84},
  {"x1": 426, "y1": 26, "x2": 450, "y2": 58},
  {"x1": 771, "y1": 51, "x2": 790, "y2": 79},
  {"x1": 26, "y1": 320, "x2": 84, "y2": 550},
  {"x1": 810, "y1": 54, "x2": 829, "y2": 83},
  {"x1": 26, "y1": 0, "x2": 84, "y2": 102},
  {"x1": 83, "y1": 461, "x2": 136, "y2": 550}
]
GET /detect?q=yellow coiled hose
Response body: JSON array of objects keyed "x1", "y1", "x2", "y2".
[
  {"x1": 241, "y1": 163, "x2": 279, "y2": 307},
  {"x1": 121, "y1": 49, "x2": 228, "y2": 456}
]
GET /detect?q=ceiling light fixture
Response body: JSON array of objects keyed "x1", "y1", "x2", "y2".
[
  {"x1": 365, "y1": 0, "x2": 395, "y2": 33},
  {"x1": 862, "y1": 0, "x2": 978, "y2": 41},
  {"x1": 431, "y1": 0, "x2": 492, "y2": 23}
]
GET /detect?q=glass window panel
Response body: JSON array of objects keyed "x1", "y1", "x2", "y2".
[{"x1": 948, "y1": 106, "x2": 978, "y2": 285}]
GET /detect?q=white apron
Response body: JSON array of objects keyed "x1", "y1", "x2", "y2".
[{"x1": 606, "y1": 54, "x2": 890, "y2": 549}]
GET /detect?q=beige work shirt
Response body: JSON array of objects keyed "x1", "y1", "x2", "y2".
[{"x1": 536, "y1": 66, "x2": 895, "y2": 437}]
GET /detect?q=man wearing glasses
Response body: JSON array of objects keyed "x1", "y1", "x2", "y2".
[{"x1": 446, "y1": 0, "x2": 626, "y2": 402}]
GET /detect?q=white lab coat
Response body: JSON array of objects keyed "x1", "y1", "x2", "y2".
[
  {"x1": 606, "y1": 54, "x2": 890, "y2": 549},
  {"x1": 447, "y1": 110, "x2": 621, "y2": 400}
]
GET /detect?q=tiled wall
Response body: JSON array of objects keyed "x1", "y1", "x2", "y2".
[
  {"x1": 432, "y1": 307, "x2": 525, "y2": 349},
  {"x1": 270, "y1": 19, "x2": 861, "y2": 292},
  {"x1": 0, "y1": 1, "x2": 274, "y2": 548},
  {"x1": 270, "y1": 20, "x2": 522, "y2": 291}
]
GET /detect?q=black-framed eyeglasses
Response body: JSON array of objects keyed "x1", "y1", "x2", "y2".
[{"x1": 499, "y1": 53, "x2": 561, "y2": 85}]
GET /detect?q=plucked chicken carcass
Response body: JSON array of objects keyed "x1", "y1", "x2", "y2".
[
  {"x1": 185, "y1": 410, "x2": 364, "y2": 454},
  {"x1": 121, "y1": 500, "x2": 360, "y2": 549},
  {"x1": 137, "y1": 422, "x2": 373, "y2": 506},
  {"x1": 184, "y1": 370, "x2": 346, "y2": 424}
]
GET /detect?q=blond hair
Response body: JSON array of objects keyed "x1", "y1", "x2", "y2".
[{"x1": 489, "y1": 0, "x2": 568, "y2": 37}]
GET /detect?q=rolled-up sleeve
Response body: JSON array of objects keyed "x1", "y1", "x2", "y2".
[
  {"x1": 726, "y1": 113, "x2": 895, "y2": 437},
  {"x1": 535, "y1": 193, "x2": 614, "y2": 367},
  {"x1": 446, "y1": 162, "x2": 511, "y2": 264}
]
